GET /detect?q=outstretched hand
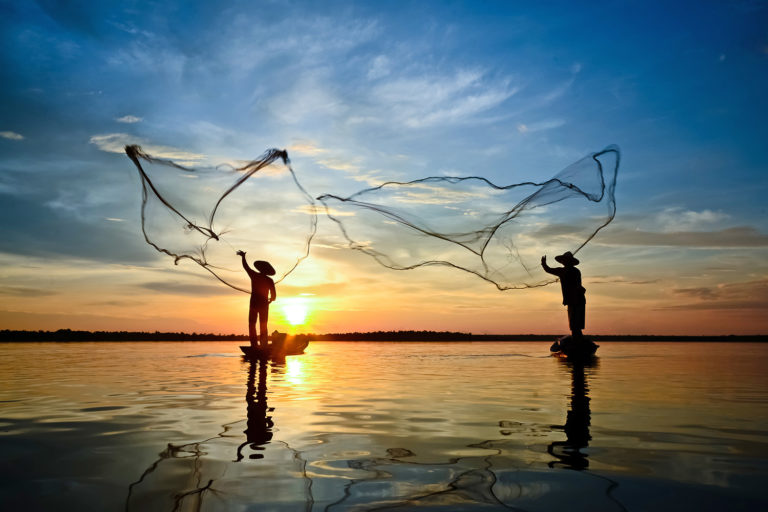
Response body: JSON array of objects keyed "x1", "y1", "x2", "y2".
[
  {"x1": 541, "y1": 255, "x2": 547, "y2": 266},
  {"x1": 236, "y1": 250, "x2": 245, "y2": 257}
]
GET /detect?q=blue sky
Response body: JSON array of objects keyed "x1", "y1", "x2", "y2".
[{"x1": 1, "y1": 0, "x2": 767, "y2": 334}]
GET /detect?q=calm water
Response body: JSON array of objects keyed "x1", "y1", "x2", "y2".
[{"x1": 1, "y1": 341, "x2": 767, "y2": 511}]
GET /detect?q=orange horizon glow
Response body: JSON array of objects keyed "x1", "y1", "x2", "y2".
[{"x1": 1, "y1": 252, "x2": 767, "y2": 336}]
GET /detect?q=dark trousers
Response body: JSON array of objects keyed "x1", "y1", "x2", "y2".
[
  {"x1": 567, "y1": 301, "x2": 585, "y2": 334},
  {"x1": 249, "y1": 302, "x2": 269, "y2": 348}
]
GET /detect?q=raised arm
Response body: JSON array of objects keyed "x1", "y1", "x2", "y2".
[
  {"x1": 237, "y1": 250, "x2": 257, "y2": 279},
  {"x1": 541, "y1": 255, "x2": 562, "y2": 276}
]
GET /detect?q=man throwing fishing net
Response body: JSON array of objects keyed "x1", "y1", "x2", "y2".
[
  {"x1": 541, "y1": 252, "x2": 586, "y2": 339},
  {"x1": 237, "y1": 250, "x2": 277, "y2": 349}
]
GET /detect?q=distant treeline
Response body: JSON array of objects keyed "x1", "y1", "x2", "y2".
[{"x1": 0, "y1": 329, "x2": 765, "y2": 342}]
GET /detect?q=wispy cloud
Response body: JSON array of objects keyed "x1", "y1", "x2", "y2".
[
  {"x1": 660, "y1": 279, "x2": 768, "y2": 310},
  {"x1": 139, "y1": 281, "x2": 230, "y2": 296},
  {"x1": 89, "y1": 133, "x2": 205, "y2": 163},
  {"x1": 371, "y1": 69, "x2": 518, "y2": 128},
  {"x1": 588, "y1": 277, "x2": 660, "y2": 285},
  {"x1": 673, "y1": 286, "x2": 719, "y2": 299},
  {"x1": 599, "y1": 226, "x2": 768, "y2": 247},
  {"x1": 292, "y1": 204, "x2": 343, "y2": 216},
  {"x1": 288, "y1": 141, "x2": 329, "y2": 156},
  {"x1": 0, "y1": 131, "x2": 24, "y2": 140},
  {"x1": 115, "y1": 115, "x2": 142, "y2": 123},
  {"x1": 269, "y1": 72, "x2": 346, "y2": 124},
  {"x1": 292, "y1": 144, "x2": 384, "y2": 185},
  {"x1": 391, "y1": 182, "x2": 488, "y2": 205},
  {"x1": 0, "y1": 286, "x2": 56, "y2": 297},
  {"x1": 516, "y1": 119, "x2": 566, "y2": 133},
  {"x1": 367, "y1": 55, "x2": 391, "y2": 79},
  {"x1": 317, "y1": 157, "x2": 363, "y2": 174},
  {"x1": 654, "y1": 207, "x2": 729, "y2": 232}
]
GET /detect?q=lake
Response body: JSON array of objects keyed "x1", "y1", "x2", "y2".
[{"x1": 1, "y1": 341, "x2": 766, "y2": 511}]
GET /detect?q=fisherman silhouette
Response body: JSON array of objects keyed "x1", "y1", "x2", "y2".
[
  {"x1": 541, "y1": 252, "x2": 586, "y2": 339},
  {"x1": 237, "y1": 250, "x2": 276, "y2": 349}
]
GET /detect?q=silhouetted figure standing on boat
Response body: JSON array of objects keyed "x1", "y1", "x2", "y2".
[
  {"x1": 237, "y1": 250, "x2": 276, "y2": 348},
  {"x1": 542, "y1": 251, "x2": 586, "y2": 339}
]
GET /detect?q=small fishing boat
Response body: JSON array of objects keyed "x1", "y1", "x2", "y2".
[
  {"x1": 550, "y1": 335, "x2": 598, "y2": 361},
  {"x1": 240, "y1": 335, "x2": 309, "y2": 359}
]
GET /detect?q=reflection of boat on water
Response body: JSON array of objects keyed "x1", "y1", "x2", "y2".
[
  {"x1": 240, "y1": 332, "x2": 309, "y2": 359},
  {"x1": 547, "y1": 357, "x2": 597, "y2": 470}
]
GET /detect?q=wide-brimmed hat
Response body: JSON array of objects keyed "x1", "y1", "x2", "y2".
[
  {"x1": 554, "y1": 251, "x2": 579, "y2": 266},
  {"x1": 254, "y1": 260, "x2": 276, "y2": 276}
]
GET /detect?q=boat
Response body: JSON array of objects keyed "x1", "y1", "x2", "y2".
[
  {"x1": 240, "y1": 334, "x2": 309, "y2": 359},
  {"x1": 550, "y1": 335, "x2": 598, "y2": 361}
]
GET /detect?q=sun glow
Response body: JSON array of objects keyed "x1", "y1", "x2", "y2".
[{"x1": 281, "y1": 297, "x2": 309, "y2": 326}]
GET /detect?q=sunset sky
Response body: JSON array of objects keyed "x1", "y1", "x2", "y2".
[{"x1": 1, "y1": 1, "x2": 767, "y2": 335}]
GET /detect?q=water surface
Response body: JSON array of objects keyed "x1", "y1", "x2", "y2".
[{"x1": 1, "y1": 341, "x2": 766, "y2": 511}]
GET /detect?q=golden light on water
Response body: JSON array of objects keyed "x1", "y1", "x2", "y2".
[{"x1": 285, "y1": 357, "x2": 306, "y2": 387}]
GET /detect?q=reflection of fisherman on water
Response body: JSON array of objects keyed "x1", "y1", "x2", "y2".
[
  {"x1": 237, "y1": 250, "x2": 276, "y2": 349},
  {"x1": 541, "y1": 251, "x2": 586, "y2": 339},
  {"x1": 548, "y1": 359, "x2": 595, "y2": 470},
  {"x1": 236, "y1": 359, "x2": 274, "y2": 461}
]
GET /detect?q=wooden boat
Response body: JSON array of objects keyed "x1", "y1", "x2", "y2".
[
  {"x1": 240, "y1": 336, "x2": 309, "y2": 359},
  {"x1": 550, "y1": 335, "x2": 598, "y2": 361}
]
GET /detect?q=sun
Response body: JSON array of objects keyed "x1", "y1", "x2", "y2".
[{"x1": 281, "y1": 298, "x2": 308, "y2": 326}]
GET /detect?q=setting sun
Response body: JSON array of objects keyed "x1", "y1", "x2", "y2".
[{"x1": 281, "y1": 297, "x2": 309, "y2": 326}]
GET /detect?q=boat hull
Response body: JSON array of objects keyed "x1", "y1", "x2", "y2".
[
  {"x1": 240, "y1": 338, "x2": 309, "y2": 359},
  {"x1": 550, "y1": 335, "x2": 598, "y2": 361}
]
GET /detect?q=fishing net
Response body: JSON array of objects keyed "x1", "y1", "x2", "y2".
[
  {"x1": 125, "y1": 145, "x2": 317, "y2": 293},
  {"x1": 317, "y1": 146, "x2": 620, "y2": 290}
]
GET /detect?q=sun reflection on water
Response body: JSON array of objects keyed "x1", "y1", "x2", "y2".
[{"x1": 285, "y1": 357, "x2": 306, "y2": 387}]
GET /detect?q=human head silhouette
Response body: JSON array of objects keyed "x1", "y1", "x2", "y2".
[
  {"x1": 253, "y1": 260, "x2": 276, "y2": 275},
  {"x1": 554, "y1": 251, "x2": 579, "y2": 267}
]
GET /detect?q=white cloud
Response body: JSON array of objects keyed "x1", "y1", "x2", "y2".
[
  {"x1": 516, "y1": 119, "x2": 566, "y2": 133},
  {"x1": 655, "y1": 208, "x2": 729, "y2": 232},
  {"x1": 115, "y1": 115, "x2": 142, "y2": 123},
  {"x1": 0, "y1": 131, "x2": 24, "y2": 140},
  {"x1": 371, "y1": 69, "x2": 517, "y2": 128}
]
